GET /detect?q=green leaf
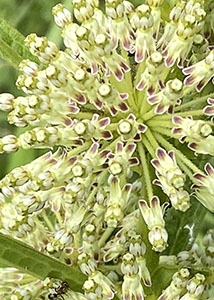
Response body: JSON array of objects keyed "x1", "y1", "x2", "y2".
[
  {"x1": 0, "y1": 232, "x2": 86, "y2": 291},
  {"x1": 0, "y1": 16, "x2": 39, "y2": 68},
  {"x1": 164, "y1": 197, "x2": 207, "y2": 255},
  {"x1": 0, "y1": 37, "x2": 23, "y2": 69}
]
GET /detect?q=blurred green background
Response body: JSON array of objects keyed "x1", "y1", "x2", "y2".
[{"x1": 0, "y1": 0, "x2": 65, "y2": 178}]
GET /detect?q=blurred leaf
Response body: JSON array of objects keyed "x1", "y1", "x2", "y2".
[
  {"x1": 164, "y1": 198, "x2": 207, "y2": 255},
  {"x1": 151, "y1": 266, "x2": 177, "y2": 297},
  {"x1": 0, "y1": 16, "x2": 38, "y2": 68},
  {"x1": 0, "y1": 37, "x2": 23, "y2": 69},
  {"x1": 0, "y1": 232, "x2": 86, "y2": 291}
]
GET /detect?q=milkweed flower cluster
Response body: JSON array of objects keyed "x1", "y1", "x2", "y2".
[{"x1": 0, "y1": 0, "x2": 214, "y2": 299}]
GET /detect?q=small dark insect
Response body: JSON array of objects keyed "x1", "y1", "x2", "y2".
[{"x1": 48, "y1": 281, "x2": 69, "y2": 300}]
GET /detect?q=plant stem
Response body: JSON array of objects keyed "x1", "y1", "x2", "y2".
[
  {"x1": 98, "y1": 227, "x2": 114, "y2": 248},
  {"x1": 142, "y1": 135, "x2": 156, "y2": 158},
  {"x1": 145, "y1": 128, "x2": 160, "y2": 150},
  {"x1": 138, "y1": 143, "x2": 153, "y2": 200},
  {"x1": 67, "y1": 141, "x2": 92, "y2": 159},
  {"x1": 146, "y1": 119, "x2": 173, "y2": 128},
  {"x1": 107, "y1": 123, "x2": 118, "y2": 131},
  {"x1": 175, "y1": 93, "x2": 214, "y2": 111},
  {"x1": 151, "y1": 109, "x2": 204, "y2": 121},
  {"x1": 176, "y1": 158, "x2": 196, "y2": 182},
  {"x1": 151, "y1": 127, "x2": 174, "y2": 138},
  {"x1": 42, "y1": 211, "x2": 55, "y2": 232},
  {"x1": 142, "y1": 109, "x2": 155, "y2": 121},
  {"x1": 55, "y1": 211, "x2": 63, "y2": 228},
  {"x1": 140, "y1": 91, "x2": 150, "y2": 116},
  {"x1": 76, "y1": 112, "x2": 94, "y2": 119},
  {"x1": 85, "y1": 171, "x2": 108, "y2": 206},
  {"x1": 175, "y1": 109, "x2": 204, "y2": 117}
]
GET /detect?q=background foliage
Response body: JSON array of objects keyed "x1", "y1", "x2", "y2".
[{"x1": 0, "y1": 0, "x2": 64, "y2": 178}]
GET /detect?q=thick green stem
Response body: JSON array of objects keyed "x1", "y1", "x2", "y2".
[{"x1": 0, "y1": 233, "x2": 86, "y2": 291}]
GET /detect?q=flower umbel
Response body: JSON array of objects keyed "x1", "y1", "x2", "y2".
[{"x1": 0, "y1": 0, "x2": 214, "y2": 299}]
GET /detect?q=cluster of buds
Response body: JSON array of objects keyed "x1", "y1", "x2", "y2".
[
  {"x1": 162, "y1": 0, "x2": 206, "y2": 68},
  {"x1": 121, "y1": 231, "x2": 151, "y2": 300},
  {"x1": 0, "y1": 268, "x2": 53, "y2": 299},
  {"x1": 158, "y1": 269, "x2": 206, "y2": 300},
  {"x1": 177, "y1": 229, "x2": 214, "y2": 269},
  {"x1": 158, "y1": 268, "x2": 191, "y2": 300},
  {"x1": 0, "y1": 0, "x2": 214, "y2": 299},
  {"x1": 172, "y1": 115, "x2": 214, "y2": 155}
]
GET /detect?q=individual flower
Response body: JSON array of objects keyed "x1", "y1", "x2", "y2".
[
  {"x1": 192, "y1": 163, "x2": 214, "y2": 212},
  {"x1": 136, "y1": 51, "x2": 165, "y2": 94},
  {"x1": 105, "y1": 176, "x2": 132, "y2": 228},
  {"x1": 152, "y1": 148, "x2": 190, "y2": 211},
  {"x1": 139, "y1": 196, "x2": 168, "y2": 252},
  {"x1": 180, "y1": 273, "x2": 206, "y2": 300},
  {"x1": 183, "y1": 49, "x2": 214, "y2": 91},
  {"x1": 107, "y1": 141, "x2": 139, "y2": 177},
  {"x1": 121, "y1": 253, "x2": 145, "y2": 300},
  {"x1": 148, "y1": 78, "x2": 183, "y2": 114},
  {"x1": 117, "y1": 114, "x2": 147, "y2": 142}
]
